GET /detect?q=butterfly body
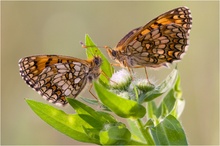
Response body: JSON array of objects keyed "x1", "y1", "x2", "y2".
[
  {"x1": 106, "y1": 7, "x2": 192, "y2": 69},
  {"x1": 19, "y1": 55, "x2": 102, "y2": 106}
]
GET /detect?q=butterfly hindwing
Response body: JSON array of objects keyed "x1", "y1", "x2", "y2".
[
  {"x1": 19, "y1": 55, "x2": 92, "y2": 106},
  {"x1": 36, "y1": 62, "x2": 88, "y2": 105}
]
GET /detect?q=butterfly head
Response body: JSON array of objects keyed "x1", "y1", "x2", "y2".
[
  {"x1": 87, "y1": 56, "x2": 102, "y2": 83},
  {"x1": 93, "y1": 56, "x2": 102, "y2": 67},
  {"x1": 105, "y1": 46, "x2": 119, "y2": 60}
]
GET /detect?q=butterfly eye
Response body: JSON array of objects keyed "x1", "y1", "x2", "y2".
[{"x1": 111, "y1": 50, "x2": 117, "y2": 57}]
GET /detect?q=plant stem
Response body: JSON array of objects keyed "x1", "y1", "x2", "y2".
[{"x1": 136, "y1": 119, "x2": 155, "y2": 145}]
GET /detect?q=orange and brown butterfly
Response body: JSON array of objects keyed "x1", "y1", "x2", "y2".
[
  {"x1": 105, "y1": 6, "x2": 192, "y2": 73},
  {"x1": 19, "y1": 55, "x2": 102, "y2": 106}
]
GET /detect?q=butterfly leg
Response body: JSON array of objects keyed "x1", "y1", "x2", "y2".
[
  {"x1": 109, "y1": 63, "x2": 118, "y2": 75},
  {"x1": 123, "y1": 67, "x2": 134, "y2": 81},
  {"x1": 101, "y1": 70, "x2": 118, "y2": 85},
  {"x1": 110, "y1": 63, "x2": 120, "y2": 68},
  {"x1": 122, "y1": 61, "x2": 135, "y2": 80},
  {"x1": 111, "y1": 59, "x2": 134, "y2": 80},
  {"x1": 144, "y1": 67, "x2": 153, "y2": 84},
  {"x1": 88, "y1": 84, "x2": 98, "y2": 100}
]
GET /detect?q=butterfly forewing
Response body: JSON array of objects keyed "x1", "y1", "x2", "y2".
[
  {"x1": 19, "y1": 55, "x2": 101, "y2": 106},
  {"x1": 108, "y1": 6, "x2": 192, "y2": 69},
  {"x1": 142, "y1": 7, "x2": 192, "y2": 33},
  {"x1": 127, "y1": 23, "x2": 189, "y2": 68},
  {"x1": 116, "y1": 27, "x2": 142, "y2": 48}
]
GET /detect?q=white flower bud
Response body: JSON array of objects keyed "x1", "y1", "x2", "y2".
[
  {"x1": 110, "y1": 69, "x2": 132, "y2": 90},
  {"x1": 132, "y1": 78, "x2": 155, "y2": 93}
]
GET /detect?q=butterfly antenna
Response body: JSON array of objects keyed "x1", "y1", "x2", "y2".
[
  {"x1": 104, "y1": 45, "x2": 112, "y2": 51},
  {"x1": 80, "y1": 41, "x2": 87, "y2": 48},
  {"x1": 80, "y1": 41, "x2": 101, "y2": 57},
  {"x1": 80, "y1": 41, "x2": 111, "y2": 51}
]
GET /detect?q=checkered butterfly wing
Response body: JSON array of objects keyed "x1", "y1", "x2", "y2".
[
  {"x1": 116, "y1": 7, "x2": 192, "y2": 68},
  {"x1": 19, "y1": 55, "x2": 91, "y2": 106}
]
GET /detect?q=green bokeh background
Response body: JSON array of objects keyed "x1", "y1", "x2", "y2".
[{"x1": 1, "y1": 1, "x2": 219, "y2": 145}]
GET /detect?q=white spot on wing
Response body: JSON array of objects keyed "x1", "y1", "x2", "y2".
[
  {"x1": 69, "y1": 73, "x2": 73, "y2": 79},
  {"x1": 152, "y1": 29, "x2": 159, "y2": 37},
  {"x1": 53, "y1": 78, "x2": 61, "y2": 83},
  {"x1": 62, "y1": 83, "x2": 69, "y2": 91},
  {"x1": 64, "y1": 89, "x2": 71, "y2": 96},
  {"x1": 42, "y1": 95, "x2": 48, "y2": 100},
  {"x1": 54, "y1": 74, "x2": 63, "y2": 79},
  {"x1": 56, "y1": 64, "x2": 66, "y2": 69},
  {"x1": 74, "y1": 65, "x2": 81, "y2": 71},
  {"x1": 58, "y1": 80, "x2": 65, "y2": 86},
  {"x1": 71, "y1": 89, "x2": 78, "y2": 95},
  {"x1": 74, "y1": 62, "x2": 81, "y2": 65},
  {"x1": 75, "y1": 78, "x2": 81, "y2": 84},
  {"x1": 58, "y1": 69, "x2": 68, "y2": 73},
  {"x1": 46, "y1": 89, "x2": 53, "y2": 96},
  {"x1": 74, "y1": 71, "x2": 79, "y2": 76}
]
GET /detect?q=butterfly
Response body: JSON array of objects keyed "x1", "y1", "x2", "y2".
[
  {"x1": 105, "y1": 6, "x2": 192, "y2": 76},
  {"x1": 19, "y1": 55, "x2": 102, "y2": 106}
]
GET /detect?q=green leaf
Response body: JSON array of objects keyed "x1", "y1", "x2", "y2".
[
  {"x1": 80, "y1": 97, "x2": 99, "y2": 105},
  {"x1": 171, "y1": 74, "x2": 185, "y2": 118},
  {"x1": 174, "y1": 98, "x2": 185, "y2": 118},
  {"x1": 127, "y1": 119, "x2": 146, "y2": 143},
  {"x1": 156, "y1": 69, "x2": 178, "y2": 93},
  {"x1": 140, "y1": 90, "x2": 163, "y2": 103},
  {"x1": 139, "y1": 69, "x2": 178, "y2": 103},
  {"x1": 26, "y1": 99, "x2": 99, "y2": 144},
  {"x1": 67, "y1": 98, "x2": 117, "y2": 124},
  {"x1": 83, "y1": 127, "x2": 100, "y2": 142},
  {"x1": 147, "y1": 101, "x2": 158, "y2": 119},
  {"x1": 94, "y1": 82, "x2": 146, "y2": 119},
  {"x1": 174, "y1": 74, "x2": 183, "y2": 99},
  {"x1": 67, "y1": 97, "x2": 96, "y2": 115},
  {"x1": 161, "y1": 102, "x2": 170, "y2": 119},
  {"x1": 144, "y1": 119, "x2": 155, "y2": 128},
  {"x1": 99, "y1": 123, "x2": 131, "y2": 145},
  {"x1": 85, "y1": 34, "x2": 114, "y2": 85},
  {"x1": 127, "y1": 140, "x2": 148, "y2": 145},
  {"x1": 150, "y1": 115, "x2": 188, "y2": 145},
  {"x1": 78, "y1": 114, "x2": 103, "y2": 129},
  {"x1": 157, "y1": 73, "x2": 185, "y2": 118}
]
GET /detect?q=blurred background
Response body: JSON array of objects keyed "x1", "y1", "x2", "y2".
[{"x1": 1, "y1": 1, "x2": 219, "y2": 145}]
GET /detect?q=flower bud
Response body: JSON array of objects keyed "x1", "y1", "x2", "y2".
[
  {"x1": 133, "y1": 78, "x2": 155, "y2": 93},
  {"x1": 110, "y1": 69, "x2": 132, "y2": 90},
  {"x1": 99, "y1": 123, "x2": 131, "y2": 145}
]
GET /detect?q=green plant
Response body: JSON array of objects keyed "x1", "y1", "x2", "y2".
[{"x1": 26, "y1": 35, "x2": 187, "y2": 145}]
